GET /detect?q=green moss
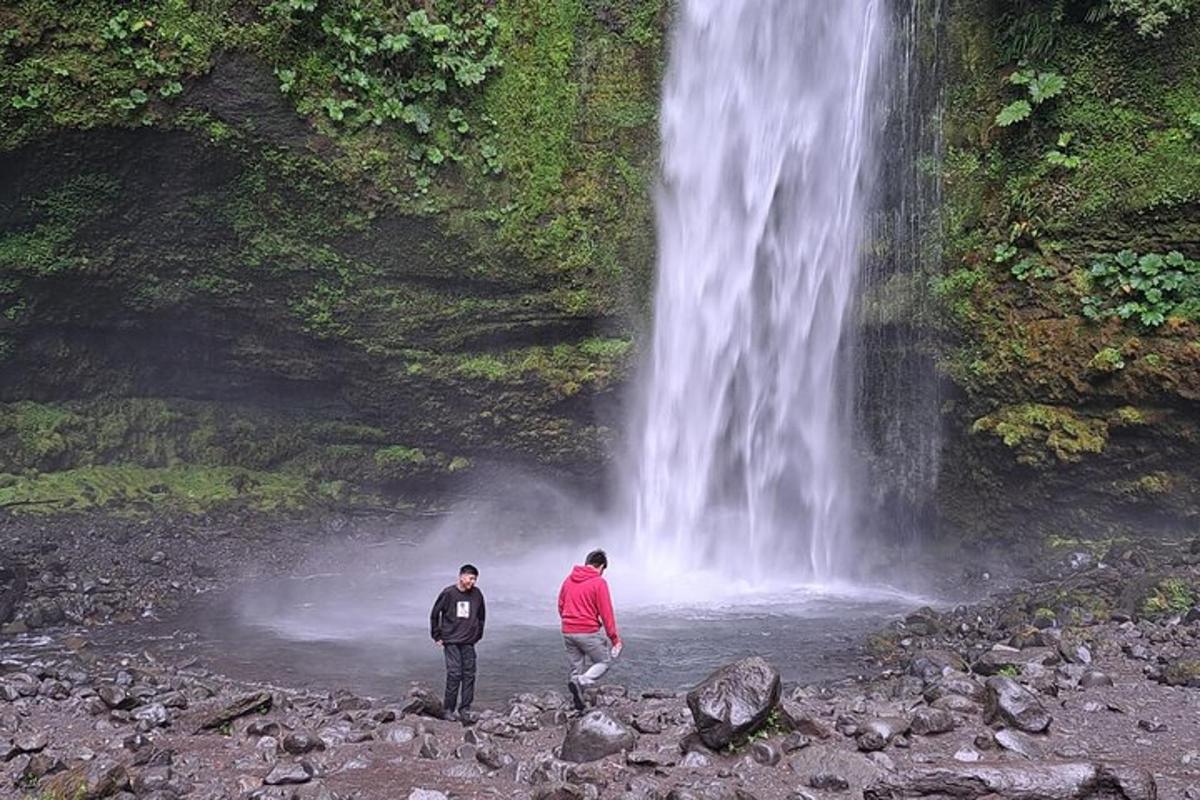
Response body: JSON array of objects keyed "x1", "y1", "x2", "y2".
[
  {"x1": 971, "y1": 403, "x2": 1108, "y2": 465},
  {"x1": 373, "y1": 445, "x2": 427, "y2": 466},
  {"x1": 1114, "y1": 405, "x2": 1145, "y2": 425},
  {"x1": 1142, "y1": 577, "x2": 1195, "y2": 616},
  {"x1": 0, "y1": 464, "x2": 314, "y2": 516},
  {"x1": 1089, "y1": 347, "x2": 1125, "y2": 373},
  {"x1": 0, "y1": 174, "x2": 121, "y2": 278},
  {"x1": 1114, "y1": 471, "x2": 1173, "y2": 497}
]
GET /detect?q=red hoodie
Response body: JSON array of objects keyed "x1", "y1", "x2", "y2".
[{"x1": 558, "y1": 565, "x2": 620, "y2": 645}]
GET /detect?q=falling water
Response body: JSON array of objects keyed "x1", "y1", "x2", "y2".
[{"x1": 631, "y1": 0, "x2": 888, "y2": 583}]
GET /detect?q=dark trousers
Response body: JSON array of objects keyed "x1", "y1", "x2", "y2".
[{"x1": 443, "y1": 643, "x2": 476, "y2": 712}]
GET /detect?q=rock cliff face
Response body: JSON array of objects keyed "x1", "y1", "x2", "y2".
[
  {"x1": 2, "y1": 0, "x2": 1198, "y2": 542},
  {"x1": 0, "y1": 1, "x2": 664, "y2": 514},
  {"x1": 925, "y1": 0, "x2": 1200, "y2": 544}
]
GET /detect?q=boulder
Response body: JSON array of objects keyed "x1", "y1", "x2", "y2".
[
  {"x1": 40, "y1": 756, "x2": 129, "y2": 799},
  {"x1": 972, "y1": 646, "x2": 1058, "y2": 677},
  {"x1": 909, "y1": 708, "x2": 956, "y2": 736},
  {"x1": 686, "y1": 656, "x2": 781, "y2": 750},
  {"x1": 863, "y1": 762, "x2": 1155, "y2": 800},
  {"x1": 983, "y1": 676, "x2": 1051, "y2": 733},
  {"x1": 560, "y1": 709, "x2": 637, "y2": 763}
]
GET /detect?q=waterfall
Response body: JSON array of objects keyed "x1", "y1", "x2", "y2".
[{"x1": 630, "y1": 0, "x2": 888, "y2": 583}]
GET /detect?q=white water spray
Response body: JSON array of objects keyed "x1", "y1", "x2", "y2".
[{"x1": 632, "y1": 0, "x2": 887, "y2": 583}]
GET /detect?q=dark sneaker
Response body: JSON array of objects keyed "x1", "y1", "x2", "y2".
[
  {"x1": 441, "y1": 709, "x2": 459, "y2": 722},
  {"x1": 458, "y1": 709, "x2": 476, "y2": 725},
  {"x1": 567, "y1": 678, "x2": 585, "y2": 712}
]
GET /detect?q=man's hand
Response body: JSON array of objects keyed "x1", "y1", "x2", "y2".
[
  {"x1": 611, "y1": 642, "x2": 623, "y2": 659},
  {"x1": 435, "y1": 640, "x2": 443, "y2": 647}
]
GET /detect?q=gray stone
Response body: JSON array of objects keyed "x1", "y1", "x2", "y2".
[
  {"x1": 384, "y1": 724, "x2": 416, "y2": 744},
  {"x1": 750, "y1": 741, "x2": 781, "y2": 766},
  {"x1": 282, "y1": 731, "x2": 325, "y2": 755},
  {"x1": 418, "y1": 733, "x2": 441, "y2": 759},
  {"x1": 983, "y1": 676, "x2": 1051, "y2": 733},
  {"x1": 994, "y1": 728, "x2": 1040, "y2": 759},
  {"x1": 1079, "y1": 670, "x2": 1114, "y2": 689},
  {"x1": 560, "y1": 709, "x2": 637, "y2": 763},
  {"x1": 909, "y1": 708, "x2": 956, "y2": 736},
  {"x1": 863, "y1": 762, "x2": 1156, "y2": 800},
  {"x1": 407, "y1": 790, "x2": 449, "y2": 800},
  {"x1": 263, "y1": 760, "x2": 314, "y2": 785},
  {"x1": 807, "y1": 772, "x2": 850, "y2": 792}
]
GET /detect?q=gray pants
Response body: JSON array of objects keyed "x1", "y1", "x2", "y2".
[{"x1": 563, "y1": 632, "x2": 611, "y2": 685}]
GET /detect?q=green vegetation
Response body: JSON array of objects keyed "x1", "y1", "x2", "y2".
[
  {"x1": 0, "y1": 398, "x2": 478, "y2": 515},
  {"x1": 971, "y1": 403, "x2": 1108, "y2": 465},
  {"x1": 994, "y1": 68, "x2": 1065, "y2": 127},
  {"x1": 1141, "y1": 577, "x2": 1195, "y2": 616},
  {"x1": 1083, "y1": 250, "x2": 1200, "y2": 327}
]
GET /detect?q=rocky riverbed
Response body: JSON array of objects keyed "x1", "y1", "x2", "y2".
[{"x1": 3, "y1": 517, "x2": 1200, "y2": 799}]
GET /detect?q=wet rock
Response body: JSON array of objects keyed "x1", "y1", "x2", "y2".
[
  {"x1": 476, "y1": 744, "x2": 515, "y2": 771},
  {"x1": 807, "y1": 772, "x2": 850, "y2": 792},
  {"x1": 41, "y1": 756, "x2": 129, "y2": 798},
  {"x1": 99, "y1": 685, "x2": 137, "y2": 711},
  {"x1": 418, "y1": 733, "x2": 441, "y2": 759},
  {"x1": 863, "y1": 762, "x2": 1156, "y2": 800},
  {"x1": 627, "y1": 747, "x2": 679, "y2": 767},
  {"x1": 777, "y1": 699, "x2": 832, "y2": 739},
  {"x1": 263, "y1": 760, "x2": 314, "y2": 785},
  {"x1": 909, "y1": 708, "x2": 955, "y2": 736},
  {"x1": 129, "y1": 764, "x2": 172, "y2": 794},
  {"x1": 192, "y1": 691, "x2": 272, "y2": 733},
  {"x1": 858, "y1": 717, "x2": 910, "y2": 751},
  {"x1": 631, "y1": 713, "x2": 663, "y2": 734},
  {"x1": 922, "y1": 673, "x2": 985, "y2": 705},
  {"x1": 1079, "y1": 669, "x2": 1114, "y2": 688},
  {"x1": 444, "y1": 762, "x2": 484, "y2": 778},
  {"x1": 133, "y1": 703, "x2": 169, "y2": 729},
  {"x1": 282, "y1": 731, "x2": 325, "y2": 755},
  {"x1": 781, "y1": 732, "x2": 811, "y2": 752},
  {"x1": 26, "y1": 751, "x2": 67, "y2": 778},
  {"x1": 686, "y1": 656, "x2": 781, "y2": 750},
  {"x1": 560, "y1": 709, "x2": 636, "y2": 763},
  {"x1": 983, "y1": 676, "x2": 1051, "y2": 733},
  {"x1": 994, "y1": 728, "x2": 1040, "y2": 758},
  {"x1": 384, "y1": 724, "x2": 417, "y2": 744},
  {"x1": 407, "y1": 789, "x2": 449, "y2": 800},
  {"x1": 247, "y1": 720, "x2": 283, "y2": 738},
  {"x1": 750, "y1": 741, "x2": 780, "y2": 766},
  {"x1": 14, "y1": 730, "x2": 49, "y2": 753},
  {"x1": 972, "y1": 646, "x2": 1057, "y2": 677},
  {"x1": 532, "y1": 782, "x2": 586, "y2": 800},
  {"x1": 401, "y1": 685, "x2": 444, "y2": 719},
  {"x1": 930, "y1": 694, "x2": 979, "y2": 714}
]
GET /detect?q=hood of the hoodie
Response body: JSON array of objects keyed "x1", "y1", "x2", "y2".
[{"x1": 569, "y1": 565, "x2": 600, "y2": 583}]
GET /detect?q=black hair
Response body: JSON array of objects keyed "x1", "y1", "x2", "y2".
[
  {"x1": 459, "y1": 564, "x2": 479, "y2": 577},
  {"x1": 584, "y1": 549, "x2": 607, "y2": 569}
]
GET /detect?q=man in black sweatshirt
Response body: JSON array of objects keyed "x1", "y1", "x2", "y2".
[{"x1": 429, "y1": 564, "x2": 485, "y2": 721}]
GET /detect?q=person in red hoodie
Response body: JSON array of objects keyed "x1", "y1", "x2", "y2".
[{"x1": 558, "y1": 549, "x2": 622, "y2": 711}]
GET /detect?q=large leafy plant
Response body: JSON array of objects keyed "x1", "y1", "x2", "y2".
[
  {"x1": 995, "y1": 68, "x2": 1066, "y2": 127},
  {"x1": 1083, "y1": 250, "x2": 1200, "y2": 327},
  {"x1": 268, "y1": 0, "x2": 500, "y2": 165}
]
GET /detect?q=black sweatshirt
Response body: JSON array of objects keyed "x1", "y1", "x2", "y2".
[{"x1": 429, "y1": 584, "x2": 486, "y2": 644}]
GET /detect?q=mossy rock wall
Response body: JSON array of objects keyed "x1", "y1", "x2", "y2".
[
  {"x1": 0, "y1": 0, "x2": 663, "y2": 515},
  {"x1": 932, "y1": 0, "x2": 1200, "y2": 543}
]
